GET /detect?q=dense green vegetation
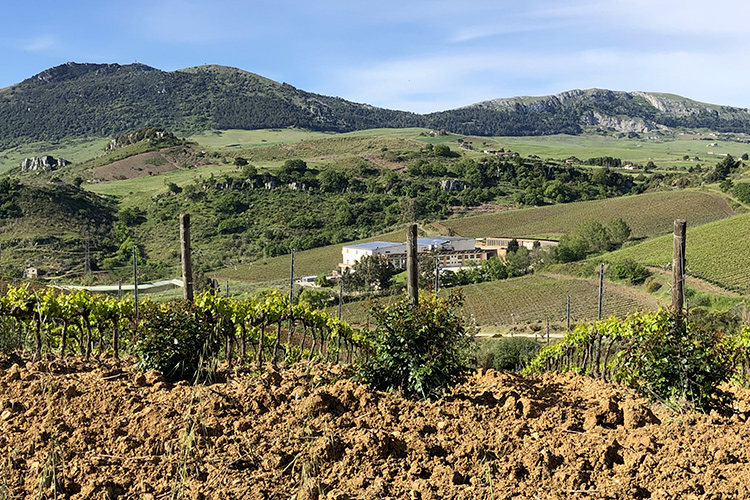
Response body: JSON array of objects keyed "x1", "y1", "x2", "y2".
[
  {"x1": 99, "y1": 139, "x2": 646, "y2": 277},
  {"x1": 526, "y1": 310, "x2": 742, "y2": 412},
  {"x1": 357, "y1": 291, "x2": 475, "y2": 399}
]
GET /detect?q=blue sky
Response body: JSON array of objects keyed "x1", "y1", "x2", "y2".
[{"x1": 2, "y1": 0, "x2": 749, "y2": 114}]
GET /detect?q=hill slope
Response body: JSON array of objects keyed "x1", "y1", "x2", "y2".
[
  {"x1": 0, "y1": 62, "x2": 421, "y2": 149},
  {"x1": 4, "y1": 63, "x2": 750, "y2": 148}
]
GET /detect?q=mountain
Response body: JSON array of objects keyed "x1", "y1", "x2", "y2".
[
  {"x1": 3, "y1": 62, "x2": 750, "y2": 148},
  {"x1": 0, "y1": 62, "x2": 421, "y2": 149},
  {"x1": 424, "y1": 89, "x2": 750, "y2": 137}
]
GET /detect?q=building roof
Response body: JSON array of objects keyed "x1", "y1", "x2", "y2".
[
  {"x1": 343, "y1": 241, "x2": 404, "y2": 251},
  {"x1": 418, "y1": 236, "x2": 473, "y2": 245}
]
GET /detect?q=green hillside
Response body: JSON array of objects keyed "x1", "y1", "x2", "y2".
[
  {"x1": 602, "y1": 212, "x2": 750, "y2": 294},
  {"x1": 437, "y1": 190, "x2": 735, "y2": 240}
]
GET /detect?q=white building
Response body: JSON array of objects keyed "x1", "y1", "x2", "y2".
[
  {"x1": 340, "y1": 241, "x2": 406, "y2": 269},
  {"x1": 339, "y1": 237, "x2": 480, "y2": 272}
]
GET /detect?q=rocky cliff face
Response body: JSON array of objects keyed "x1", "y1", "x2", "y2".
[{"x1": 20, "y1": 155, "x2": 69, "y2": 172}]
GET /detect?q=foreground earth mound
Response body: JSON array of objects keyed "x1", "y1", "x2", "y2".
[{"x1": 1, "y1": 356, "x2": 749, "y2": 499}]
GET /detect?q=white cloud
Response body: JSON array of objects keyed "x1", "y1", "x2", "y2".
[
  {"x1": 327, "y1": 44, "x2": 750, "y2": 113},
  {"x1": 21, "y1": 35, "x2": 62, "y2": 53}
]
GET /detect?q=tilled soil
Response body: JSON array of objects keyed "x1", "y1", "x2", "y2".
[{"x1": 1, "y1": 356, "x2": 749, "y2": 499}]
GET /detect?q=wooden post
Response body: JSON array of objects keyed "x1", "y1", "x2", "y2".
[
  {"x1": 338, "y1": 279, "x2": 343, "y2": 321},
  {"x1": 406, "y1": 224, "x2": 418, "y2": 306},
  {"x1": 598, "y1": 263, "x2": 604, "y2": 320},
  {"x1": 181, "y1": 213, "x2": 194, "y2": 302},
  {"x1": 434, "y1": 258, "x2": 440, "y2": 293},
  {"x1": 133, "y1": 246, "x2": 139, "y2": 324},
  {"x1": 566, "y1": 295, "x2": 571, "y2": 331},
  {"x1": 288, "y1": 248, "x2": 295, "y2": 343},
  {"x1": 672, "y1": 219, "x2": 686, "y2": 315}
]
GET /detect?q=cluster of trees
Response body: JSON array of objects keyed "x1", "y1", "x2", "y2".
[{"x1": 555, "y1": 218, "x2": 631, "y2": 263}]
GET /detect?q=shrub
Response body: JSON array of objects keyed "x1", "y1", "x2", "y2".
[
  {"x1": 609, "y1": 259, "x2": 650, "y2": 285},
  {"x1": 646, "y1": 279, "x2": 662, "y2": 293},
  {"x1": 525, "y1": 309, "x2": 734, "y2": 412},
  {"x1": 134, "y1": 300, "x2": 221, "y2": 382},
  {"x1": 619, "y1": 312, "x2": 733, "y2": 412},
  {"x1": 357, "y1": 291, "x2": 475, "y2": 399}
]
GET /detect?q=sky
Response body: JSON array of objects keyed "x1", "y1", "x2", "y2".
[{"x1": 2, "y1": 0, "x2": 749, "y2": 114}]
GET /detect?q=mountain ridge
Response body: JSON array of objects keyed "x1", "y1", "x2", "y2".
[{"x1": 3, "y1": 62, "x2": 750, "y2": 149}]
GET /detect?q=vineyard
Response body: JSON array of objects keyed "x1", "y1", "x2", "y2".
[
  {"x1": 0, "y1": 285, "x2": 362, "y2": 376},
  {"x1": 336, "y1": 273, "x2": 660, "y2": 334},
  {"x1": 437, "y1": 190, "x2": 735, "y2": 240},
  {"x1": 604, "y1": 211, "x2": 750, "y2": 295}
]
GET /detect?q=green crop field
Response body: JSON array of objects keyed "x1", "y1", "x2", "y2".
[
  {"x1": 603, "y1": 212, "x2": 750, "y2": 295},
  {"x1": 336, "y1": 272, "x2": 660, "y2": 333},
  {"x1": 438, "y1": 190, "x2": 735, "y2": 240}
]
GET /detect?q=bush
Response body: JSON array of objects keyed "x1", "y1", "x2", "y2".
[
  {"x1": 609, "y1": 259, "x2": 650, "y2": 285},
  {"x1": 526, "y1": 309, "x2": 734, "y2": 412},
  {"x1": 619, "y1": 312, "x2": 733, "y2": 412},
  {"x1": 357, "y1": 291, "x2": 475, "y2": 399},
  {"x1": 134, "y1": 300, "x2": 221, "y2": 382},
  {"x1": 646, "y1": 279, "x2": 662, "y2": 293}
]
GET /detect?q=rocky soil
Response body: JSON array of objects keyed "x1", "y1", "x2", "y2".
[{"x1": 1, "y1": 356, "x2": 749, "y2": 499}]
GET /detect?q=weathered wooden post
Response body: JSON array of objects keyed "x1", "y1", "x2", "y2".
[
  {"x1": 288, "y1": 248, "x2": 295, "y2": 344},
  {"x1": 338, "y1": 279, "x2": 343, "y2": 320},
  {"x1": 598, "y1": 263, "x2": 604, "y2": 320},
  {"x1": 180, "y1": 213, "x2": 194, "y2": 302},
  {"x1": 133, "y1": 245, "x2": 139, "y2": 324},
  {"x1": 672, "y1": 219, "x2": 686, "y2": 315},
  {"x1": 406, "y1": 224, "x2": 419, "y2": 306}
]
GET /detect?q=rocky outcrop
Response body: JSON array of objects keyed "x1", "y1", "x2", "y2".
[
  {"x1": 20, "y1": 155, "x2": 69, "y2": 172},
  {"x1": 106, "y1": 128, "x2": 179, "y2": 151},
  {"x1": 584, "y1": 112, "x2": 657, "y2": 133},
  {"x1": 441, "y1": 179, "x2": 469, "y2": 191}
]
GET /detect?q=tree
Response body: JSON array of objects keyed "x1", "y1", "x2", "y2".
[
  {"x1": 506, "y1": 238, "x2": 520, "y2": 254},
  {"x1": 505, "y1": 247, "x2": 530, "y2": 277},
  {"x1": 234, "y1": 156, "x2": 248, "y2": 167},
  {"x1": 555, "y1": 220, "x2": 610, "y2": 263},
  {"x1": 241, "y1": 163, "x2": 257, "y2": 179},
  {"x1": 346, "y1": 255, "x2": 396, "y2": 292},
  {"x1": 279, "y1": 158, "x2": 308, "y2": 181},
  {"x1": 606, "y1": 217, "x2": 631, "y2": 249}
]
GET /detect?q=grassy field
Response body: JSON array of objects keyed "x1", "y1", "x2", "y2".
[
  {"x1": 0, "y1": 136, "x2": 111, "y2": 174},
  {"x1": 437, "y1": 190, "x2": 735, "y2": 240},
  {"x1": 335, "y1": 272, "x2": 660, "y2": 334},
  {"x1": 602, "y1": 211, "x2": 750, "y2": 295},
  {"x1": 186, "y1": 128, "x2": 750, "y2": 169},
  {"x1": 186, "y1": 127, "x2": 439, "y2": 151},
  {"x1": 472, "y1": 132, "x2": 750, "y2": 170},
  {"x1": 85, "y1": 162, "x2": 242, "y2": 206}
]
